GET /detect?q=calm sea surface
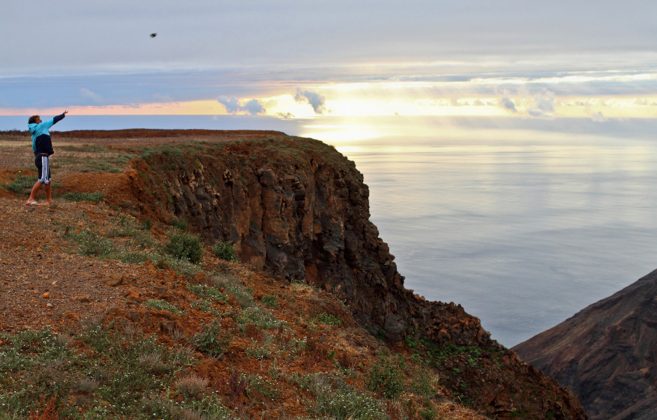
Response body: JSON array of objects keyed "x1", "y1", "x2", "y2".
[{"x1": 3, "y1": 115, "x2": 657, "y2": 346}]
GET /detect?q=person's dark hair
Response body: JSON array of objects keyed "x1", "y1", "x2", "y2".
[{"x1": 28, "y1": 115, "x2": 40, "y2": 124}]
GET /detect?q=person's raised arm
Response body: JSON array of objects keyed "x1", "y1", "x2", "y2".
[{"x1": 53, "y1": 110, "x2": 67, "y2": 125}]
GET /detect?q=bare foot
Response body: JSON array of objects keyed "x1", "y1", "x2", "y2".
[{"x1": 25, "y1": 200, "x2": 39, "y2": 206}]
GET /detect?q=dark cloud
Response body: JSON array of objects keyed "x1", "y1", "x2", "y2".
[
  {"x1": 217, "y1": 97, "x2": 266, "y2": 115},
  {"x1": 499, "y1": 97, "x2": 517, "y2": 113},
  {"x1": 295, "y1": 89, "x2": 326, "y2": 114},
  {"x1": 243, "y1": 99, "x2": 265, "y2": 115},
  {"x1": 218, "y1": 97, "x2": 241, "y2": 113}
]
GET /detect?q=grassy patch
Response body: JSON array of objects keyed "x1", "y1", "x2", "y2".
[
  {"x1": 118, "y1": 251, "x2": 150, "y2": 264},
  {"x1": 245, "y1": 336, "x2": 275, "y2": 361},
  {"x1": 145, "y1": 299, "x2": 183, "y2": 315},
  {"x1": 4, "y1": 174, "x2": 34, "y2": 195},
  {"x1": 312, "y1": 312, "x2": 342, "y2": 327},
  {"x1": 261, "y1": 295, "x2": 278, "y2": 308},
  {"x1": 291, "y1": 373, "x2": 386, "y2": 419},
  {"x1": 61, "y1": 191, "x2": 104, "y2": 203},
  {"x1": 58, "y1": 144, "x2": 107, "y2": 153},
  {"x1": 237, "y1": 306, "x2": 285, "y2": 331},
  {"x1": 58, "y1": 152, "x2": 133, "y2": 173},
  {"x1": 0, "y1": 325, "x2": 195, "y2": 418},
  {"x1": 192, "y1": 322, "x2": 225, "y2": 358},
  {"x1": 152, "y1": 253, "x2": 201, "y2": 277},
  {"x1": 425, "y1": 342, "x2": 483, "y2": 368},
  {"x1": 213, "y1": 274, "x2": 254, "y2": 308},
  {"x1": 212, "y1": 241, "x2": 237, "y2": 261},
  {"x1": 140, "y1": 146, "x2": 184, "y2": 160},
  {"x1": 187, "y1": 284, "x2": 227, "y2": 303},
  {"x1": 190, "y1": 299, "x2": 221, "y2": 316},
  {"x1": 367, "y1": 356, "x2": 405, "y2": 399},
  {"x1": 66, "y1": 229, "x2": 114, "y2": 258},
  {"x1": 243, "y1": 373, "x2": 280, "y2": 401},
  {"x1": 105, "y1": 215, "x2": 154, "y2": 250}
]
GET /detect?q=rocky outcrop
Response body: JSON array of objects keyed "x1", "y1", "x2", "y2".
[
  {"x1": 514, "y1": 269, "x2": 657, "y2": 419},
  {"x1": 128, "y1": 134, "x2": 586, "y2": 418}
]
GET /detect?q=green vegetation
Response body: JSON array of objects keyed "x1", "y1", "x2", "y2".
[
  {"x1": 212, "y1": 241, "x2": 237, "y2": 261},
  {"x1": 213, "y1": 274, "x2": 254, "y2": 308},
  {"x1": 65, "y1": 216, "x2": 156, "y2": 264},
  {"x1": 424, "y1": 342, "x2": 483, "y2": 368},
  {"x1": 243, "y1": 373, "x2": 280, "y2": 400},
  {"x1": 0, "y1": 326, "x2": 199, "y2": 419},
  {"x1": 107, "y1": 215, "x2": 154, "y2": 248},
  {"x1": 171, "y1": 218, "x2": 188, "y2": 230},
  {"x1": 367, "y1": 356, "x2": 405, "y2": 399},
  {"x1": 140, "y1": 145, "x2": 183, "y2": 160},
  {"x1": 312, "y1": 312, "x2": 343, "y2": 326},
  {"x1": 245, "y1": 336, "x2": 275, "y2": 360},
  {"x1": 152, "y1": 253, "x2": 201, "y2": 277},
  {"x1": 261, "y1": 294, "x2": 278, "y2": 308},
  {"x1": 192, "y1": 322, "x2": 225, "y2": 358},
  {"x1": 61, "y1": 191, "x2": 104, "y2": 203},
  {"x1": 66, "y1": 229, "x2": 115, "y2": 258},
  {"x1": 118, "y1": 251, "x2": 150, "y2": 264},
  {"x1": 57, "y1": 152, "x2": 133, "y2": 173},
  {"x1": 165, "y1": 231, "x2": 203, "y2": 264},
  {"x1": 237, "y1": 306, "x2": 285, "y2": 331},
  {"x1": 145, "y1": 299, "x2": 183, "y2": 315},
  {"x1": 57, "y1": 144, "x2": 107, "y2": 153},
  {"x1": 187, "y1": 284, "x2": 227, "y2": 303},
  {"x1": 190, "y1": 299, "x2": 221, "y2": 316},
  {"x1": 3, "y1": 174, "x2": 34, "y2": 195},
  {"x1": 292, "y1": 373, "x2": 386, "y2": 419}
]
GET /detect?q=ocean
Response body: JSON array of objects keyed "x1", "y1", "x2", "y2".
[{"x1": 3, "y1": 115, "x2": 657, "y2": 346}]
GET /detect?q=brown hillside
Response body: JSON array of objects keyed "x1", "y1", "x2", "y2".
[
  {"x1": 0, "y1": 130, "x2": 585, "y2": 418},
  {"x1": 514, "y1": 269, "x2": 657, "y2": 419}
]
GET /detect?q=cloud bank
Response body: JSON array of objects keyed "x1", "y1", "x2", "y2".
[
  {"x1": 295, "y1": 90, "x2": 327, "y2": 114},
  {"x1": 218, "y1": 97, "x2": 266, "y2": 115}
]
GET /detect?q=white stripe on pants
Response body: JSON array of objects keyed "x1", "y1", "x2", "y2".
[{"x1": 39, "y1": 155, "x2": 50, "y2": 184}]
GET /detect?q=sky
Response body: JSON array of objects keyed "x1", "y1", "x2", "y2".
[{"x1": 2, "y1": 0, "x2": 657, "y2": 125}]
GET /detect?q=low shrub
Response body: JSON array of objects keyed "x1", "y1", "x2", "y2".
[
  {"x1": 261, "y1": 295, "x2": 278, "y2": 308},
  {"x1": 192, "y1": 322, "x2": 225, "y2": 358},
  {"x1": 237, "y1": 307, "x2": 284, "y2": 331},
  {"x1": 69, "y1": 230, "x2": 114, "y2": 258},
  {"x1": 175, "y1": 374, "x2": 208, "y2": 400},
  {"x1": 313, "y1": 312, "x2": 342, "y2": 326},
  {"x1": 165, "y1": 232, "x2": 202, "y2": 264},
  {"x1": 212, "y1": 241, "x2": 237, "y2": 261},
  {"x1": 367, "y1": 356, "x2": 405, "y2": 399},
  {"x1": 292, "y1": 373, "x2": 386, "y2": 419},
  {"x1": 187, "y1": 284, "x2": 227, "y2": 303}
]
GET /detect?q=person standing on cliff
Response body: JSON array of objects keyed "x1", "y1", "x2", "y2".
[{"x1": 26, "y1": 111, "x2": 67, "y2": 206}]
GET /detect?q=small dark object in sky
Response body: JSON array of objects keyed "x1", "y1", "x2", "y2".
[{"x1": 150, "y1": 33, "x2": 157, "y2": 38}]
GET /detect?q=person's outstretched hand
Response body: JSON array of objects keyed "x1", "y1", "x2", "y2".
[{"x1": 63, "y1": 109, "x2": 68, "y2": 115}]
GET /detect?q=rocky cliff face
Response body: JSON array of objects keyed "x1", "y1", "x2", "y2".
[
  {"x1": 514, "y1": 269, "x2": 657, "y2": 419},
  {"x1": 127, "y1": 134, "x2": 586, "y2": 418}
]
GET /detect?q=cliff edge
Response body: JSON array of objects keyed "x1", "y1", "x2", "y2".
[{"x1": 123, "y1": 132, "x2": 586, "y2": 418}]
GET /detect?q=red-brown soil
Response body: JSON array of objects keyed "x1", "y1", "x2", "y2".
[
  {"x1": 0, "y1": 130, "x2": 484, "y2": 419},
  {"x1": 2, "y1": 129, "x2": 595, "y2": 419}
]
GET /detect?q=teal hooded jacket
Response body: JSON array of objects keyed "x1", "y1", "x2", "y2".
[{"x1": 28, "y1": 113, "x2": 65, "y2": 152}]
